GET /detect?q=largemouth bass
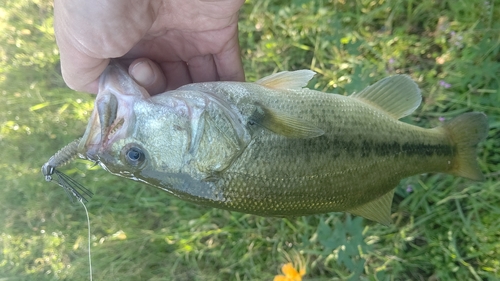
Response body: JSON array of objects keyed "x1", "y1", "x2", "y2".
[{"x1": 44, "y1": 63, "x2": 488, "y2": 225}]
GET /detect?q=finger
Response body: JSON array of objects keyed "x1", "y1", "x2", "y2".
[
  {"x1": 55, "y1": 14, "x2": 108, "y2": 94},
  {"x1": 129, "y1": 58, "x2": 168, "y2": 95},
  {"x1": 187, "y1": 55, "x2": 218, "y2": 83},
  {"x1": 213, "y1": 24, "x2": 245, "y2": 82},
  {"x1": 160, "y1": 61, "x2": 192, "y2": 90},
  {"x1": 59, "y1": 51, "x2": 109, "y2": 94},
  {"x1": 54, "y1": 0, "x2": 109, "y2": 94}
]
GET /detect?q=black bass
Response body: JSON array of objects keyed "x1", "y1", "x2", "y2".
[{"x1": 44, "y1": 63, "x2": 488, "y2": 225}]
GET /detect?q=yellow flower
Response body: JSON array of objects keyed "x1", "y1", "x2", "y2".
[{"x1": 273, "y1": 262, "x2": 306, "y2": 281}]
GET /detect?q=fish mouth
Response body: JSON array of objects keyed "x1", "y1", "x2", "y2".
[
  {"x1": 78, "y1": 93, "x2": 130, "y2": 162},
  {"x1": 77, "y1": 62, "x2": 149, "y2": 162}
]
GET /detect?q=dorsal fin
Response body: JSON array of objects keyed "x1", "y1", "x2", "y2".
[
  {"x1": 351, "y1": 75, "x2": 421, "y2": 119},
  {"x1": 255, "y1": 70, "x2": 316, "y2": 90},
  {"x1": 347, "y1": 190, "x2": 394, "y2": 225}
]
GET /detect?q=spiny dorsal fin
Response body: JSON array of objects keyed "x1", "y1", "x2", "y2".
[
  {"x1": 249, "y1": 103, "x2": 324, "y2": 138},
  {"x1": 255, "y1": 70, "x2": 316, "y2": 90},
  {"x1": 347, "y1": 190, "x2": 394, "y2": 225},
  {"x1": 351, "y1": 75, "x2": 421, "y2": 119}
]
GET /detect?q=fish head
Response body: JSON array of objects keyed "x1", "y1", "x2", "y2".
[{"x1": 77, "y1": 63, "x2": 194, "y2": 182}]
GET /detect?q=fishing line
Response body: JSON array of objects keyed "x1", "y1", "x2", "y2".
[
  {"x1": 42, "y1": 139, "x2": 94, "y2": 280},
  {"x1": 42, "y1": 168, "x2": 94, "y2": 280},
  {"x1": 79, "y1": 198, "x2": 93, "y2": 281}
]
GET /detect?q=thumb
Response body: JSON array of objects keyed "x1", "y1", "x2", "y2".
[
  {"x1": 59, "y1": 51, "x2": 109, "y2": 94},
  {"x1": 54, "y1": 0, "x2": 110, "y2": 94}
]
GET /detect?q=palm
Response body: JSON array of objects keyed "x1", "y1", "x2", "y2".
[{"x1": 55, "y1": 0, "x2": 245, "y2": 93}]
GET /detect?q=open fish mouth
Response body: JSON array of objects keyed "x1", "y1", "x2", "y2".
[
  {"x1": 78, "y1": 92, "x2": 127, "y2": 162},
  {"x1": 77, "y1": 62, "x2": 147, "y2": 161}
]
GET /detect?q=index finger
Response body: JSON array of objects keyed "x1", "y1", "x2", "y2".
[{"x1": 213, "y1": 24, "x2": 245, "y2": 82}]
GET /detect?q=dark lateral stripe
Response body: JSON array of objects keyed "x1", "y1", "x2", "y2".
[
  {"x1": 402, "y1": 142, "x2": 454, "y2": 157},
  {"x1": 328, "y1": 139, "x2": 454, "y2": 158},
  {"x1": 360, "y1": 140, "x2": 454, "y2": 157}
]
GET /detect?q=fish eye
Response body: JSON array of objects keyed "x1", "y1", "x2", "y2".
[{"x1": 125, "y1": 146, "x2": 145, "y2": 167}]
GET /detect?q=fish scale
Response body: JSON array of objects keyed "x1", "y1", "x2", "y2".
[
  {"x1": 51, "y1": 63, "x2": 488, "y2": 225},
  {"x1": 145, "y1": 81, "x2": 466, "y2": 221}
]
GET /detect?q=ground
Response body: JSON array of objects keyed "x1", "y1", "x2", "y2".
[{"x1": 1, "y1": 0, "x2": 499, "y2": 280}]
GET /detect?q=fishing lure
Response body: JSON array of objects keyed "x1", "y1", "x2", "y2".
[
  {"x1": 41, "y1": 138, "x2": 93, "y2": 202},
  {"x1": 42, "y1": 138, "x2": 94, "y2": 281}
]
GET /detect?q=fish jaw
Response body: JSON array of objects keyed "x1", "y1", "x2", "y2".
[{"x1": 78, "y1": 62, "x2": 149, "y2": 163}]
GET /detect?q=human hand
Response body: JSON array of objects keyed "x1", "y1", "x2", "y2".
[{"x1": 54, "y1": 0, "x2": 245, "y2": 95}]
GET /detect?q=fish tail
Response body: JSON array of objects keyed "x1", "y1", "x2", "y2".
[{"x1": 442, "y1": 112, "x2": 488, "y2": 181}]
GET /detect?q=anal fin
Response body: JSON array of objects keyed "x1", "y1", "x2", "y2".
[{"x1": 347, "y1": 190, "x2": 394, "y2": 225}]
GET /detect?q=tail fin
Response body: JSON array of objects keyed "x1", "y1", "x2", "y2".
[{"x1": 443, "y1": 112, "x2": 488, "y2": 181}]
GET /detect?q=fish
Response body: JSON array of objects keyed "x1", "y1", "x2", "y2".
[{"x1": 45, "y1": 62, "x2": 488, "y2": 225}]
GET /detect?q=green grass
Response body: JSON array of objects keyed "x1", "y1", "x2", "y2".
[{"x1": 1, "y1": 0, "x2": 499, "y2": 280}]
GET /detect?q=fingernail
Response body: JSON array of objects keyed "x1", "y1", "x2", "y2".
[{"x1": 130, "y1": 60, "x2": 156, "y2": 87}]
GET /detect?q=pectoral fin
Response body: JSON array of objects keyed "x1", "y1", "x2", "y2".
[
  {"x1": 249, "y1": 104, "x2": 324, "y2": 138},
  {"x1": 347, "y1": 190, "x2": 394, "y2": 225},
  {"x1": 255, "y1": 70, "x2": 316, "y2": 90}
]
